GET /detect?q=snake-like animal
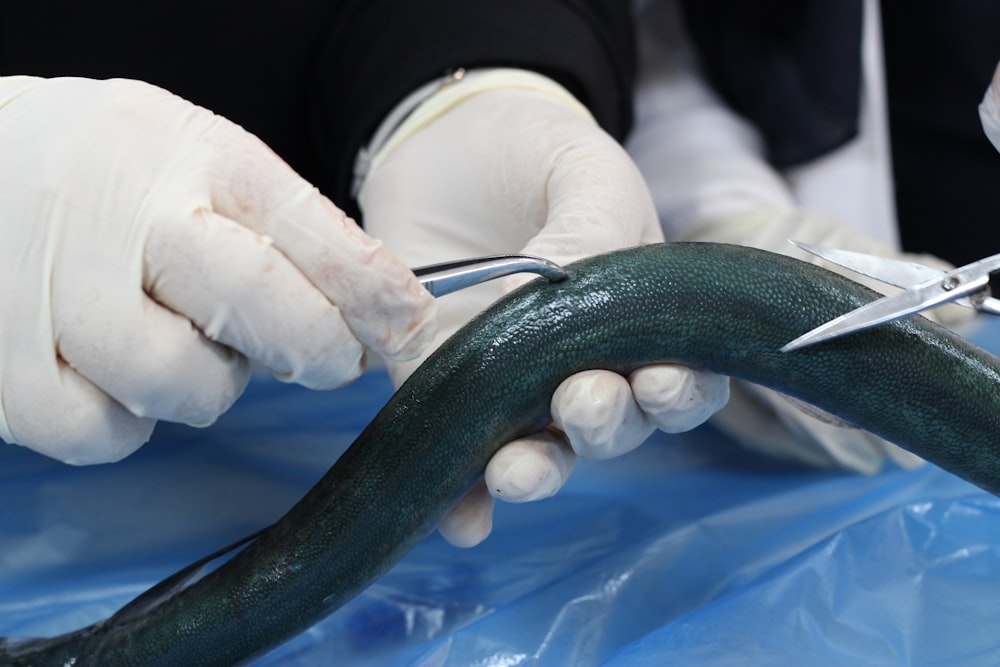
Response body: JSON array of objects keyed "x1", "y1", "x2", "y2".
[{"x1": 3, "y1": 242, "x2": 1000, "y2": 666}]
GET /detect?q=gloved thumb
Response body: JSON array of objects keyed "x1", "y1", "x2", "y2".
[{"x1": 503, "y1": 119, "x2": 663, "y2": 292}]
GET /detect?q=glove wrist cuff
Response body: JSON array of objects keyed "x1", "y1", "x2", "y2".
[
  {"x1": 352, "y1": 68, "x2": 594, "y2": 197},
  {"x1": 679, "y1": 207, "x2": 800, "y2": 245},
  {"x1": 0, "y1": 75, "x2": 45, "y2": 110}
]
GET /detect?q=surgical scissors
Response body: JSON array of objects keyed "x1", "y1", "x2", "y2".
[
  {"x1": 413, "y1": 254, "x2": 568, "y2": 297},
  {"x1": 782, "y1": 241, "x2": 1000, "y2": 352}
]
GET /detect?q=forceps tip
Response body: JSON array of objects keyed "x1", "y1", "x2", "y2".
[{"x1": 415, "y1": 254, "x2": 568, "y2": 297}]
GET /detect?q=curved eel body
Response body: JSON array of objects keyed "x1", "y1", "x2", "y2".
[{"x1": 4, "y1": 242, "x2": 1000, "y2": 665}]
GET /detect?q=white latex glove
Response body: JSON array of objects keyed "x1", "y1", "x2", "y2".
[
  {"x1": 0, "y1": 76, "x2": 436, "y2": 465},
  {"x1": 680, "y1": 207, "x2": 973, "y2": 473},
  {"x1": 358, "y1": 69, "x2": 730, "y2": 547}
]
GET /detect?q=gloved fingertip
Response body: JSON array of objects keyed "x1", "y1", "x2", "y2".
[
  {"x1": 5, "y1": 364, "x2": 159, "y2": 465},
  {"x1": 485, "y1": 435, "x2": 574, "y2": 503},
  {"x1": 21, "y1": 414, "x2": 156, "y2": 466},
  {"x1": 631, "y1": 365, "x2": 730, "y2": 434},
  {"x1": 375, "y1": 297, "x2": 439, "y2": 364},
  {"x1": 436, "y1": 481, "x2": 494, "y2": 548},
  {"x1": 118, "y1": 348, "x2": 251, "y2": 427},
  {"x1": 277, "y1": 347, "x2": 365, "y2": 391},
  {"x1": 552, "y1": 371, "x2": 651, "y2": 459}
]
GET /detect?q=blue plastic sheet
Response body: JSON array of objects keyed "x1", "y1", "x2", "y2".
[{"x1": 3, "y1": 321, "x2": 1000, "y2": 666}]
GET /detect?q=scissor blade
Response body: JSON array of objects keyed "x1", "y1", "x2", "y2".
[
  {"x1": 789, "y1": 240, "x2": 945, "y2": 289},
  {"x1": 781, "y1": 271, "x2": 992, "y2": 352},
  {"x1": 791, "y1": 240, "x2": 1000, "y2": 315}
]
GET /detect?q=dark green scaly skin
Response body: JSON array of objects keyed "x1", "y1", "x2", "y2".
[{"x1": 5, "y1": 242, "x2": 1000, "y2": 666}]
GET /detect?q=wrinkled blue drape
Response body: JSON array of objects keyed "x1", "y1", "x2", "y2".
[{"x1": 3, "y1": 321, "x2": 999, "y2": 666}]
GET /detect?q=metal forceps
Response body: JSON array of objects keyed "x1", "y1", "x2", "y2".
[
  {"x1": 413, "y1": 254, "x2": 568, "y2": 297},
  {"x1": 782, "y1": 241, "x2": 1000, "y2": 352}
]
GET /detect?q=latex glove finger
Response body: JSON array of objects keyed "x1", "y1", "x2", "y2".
[
  {"x1": 1, "y1": 359, "x2": 156, "y2": 465},
  {"x1": 630, "y1": 364, "x2": 731, "y2": 434},
  {"x1": 485, "y1": 430, "x2": 576, "y2": 503},
  {"x1": 54, "y1": 270, "x2": 250, "y2": 429},
  {"x1": 550, "y1": 370, "x2": 655, "y2": 460},
  {"x1": 551, "y1": 366, "x2": 729, "y2": 460},
  {"x1": 464, "y1": 366, "x2": 728, "y2": 538},
  {"x1": 437, "y1": 366, "x2": 728, "y2": 547},
  {"x1": 438, "y1": 432, "x2": 574, "y2": 547},
  {"x1": 436, "y1": 481, "x2": 495, "y2": 548},
  {"x1": 145, "y1": 210, "x2": 364, "y2": 390}
]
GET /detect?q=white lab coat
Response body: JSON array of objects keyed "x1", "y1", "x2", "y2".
[{"x1": 627, "y1": 0, "x2": 900, "y2": 249}]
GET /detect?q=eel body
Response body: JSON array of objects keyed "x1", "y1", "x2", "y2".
[{"x1": 4, "y1": 242, "x2": 1000, "y2": 665}]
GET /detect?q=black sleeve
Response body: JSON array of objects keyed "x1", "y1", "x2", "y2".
[
  {"x1": 881, "y1": 0, "x2": 1000, "y2": 267},
  {"x1": 680, "y1": 0, "x2": 864, "y2": 168},
  {"x1": 309, "y1": 0, "x2": 637, "y2": 218},
  {"x1": 0, "y1": 0, "x2": 341, "y2": 199}
]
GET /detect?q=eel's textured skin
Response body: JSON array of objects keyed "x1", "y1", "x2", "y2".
[{"x1": 4, "y1": 243, "x2": 1000, "y2": 666}]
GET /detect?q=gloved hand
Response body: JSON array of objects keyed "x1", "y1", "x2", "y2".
[
  {"x1": 0, "y1": 76, "x2": 436, "y2": 464},
  {"x1": 680, "y1": 207, "x2": 973, "y2": 473},
  {"x1": 357, "y1": 69, "x2": 730, "y2": 547}
]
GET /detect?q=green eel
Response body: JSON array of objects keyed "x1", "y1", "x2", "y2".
[{"x1": 4, "y1": 242, "x2": 1000, "y2": 666}]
